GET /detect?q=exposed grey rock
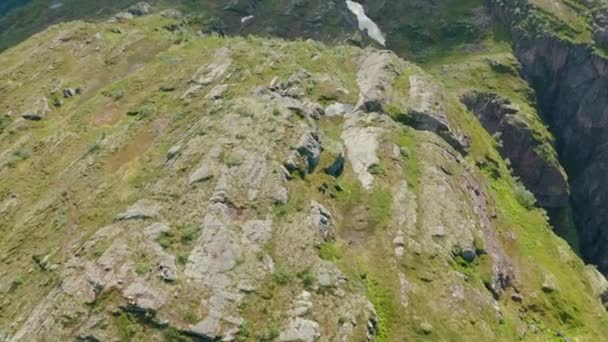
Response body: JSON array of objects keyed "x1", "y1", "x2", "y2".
[
  {"x1": 190, "y1": 48, "x2": 233, "y2": 87},
  {"x1": 166, "y1": 145, "x2": 181, "y2": 161},
  {"x1": 365, "y1": 301, "x2": 379, "y2": 340},
  {"x1": 325, "y1": 102, "x2": 354, "y2": 117},
  {"x1": 241, "y1": 219, "x2": 273, "y2": 246},
  {"x1": 269, "y1": 70, "x2": 311, "y2": 98},
  {"x1": 315, "y1": 263, "x2": 347, "y2": 291},
  {"x1": 310, "y1": 201, "x2": 335, "y2": 241},
  {"x1": 393, "y1": 232, "x2": 405, "y2": 258},
  {"x1": 22, "y1": 97, "x2": 51, "y2": 121},
  {"x1": 190, "y1": 317, "x2": 221, "y2": 340},
  {"x1": 62, "y1": 88, "x2": 77, "y2": 98},
  {"x1": 113, "y1": 12, "x2": 134, "y2": 21},
  {"x1": 274, "y1": 96, "x2": 324, "y2": 120},
  {"x1": 465, "y1": 174, "x2": 515, "y2": 299},
  {"x1": 272, "y1": 185, "x2": 289, "y2": 205},
  {"x1": 186, "y1": 204, "x2": 241, "y2": 279},
  {"x1": 398, "y1": 273, "x2": 411, "y2": 307},
  {"x1": 128, "y1": 2, "x2": 152, "y2": 16},
  {"x1": 341, "y1": 113, "x2": 382, "y2": 190},
  {"x1": 406, "y1": 74, "x2": 469, "y2": 153},
  {"x1": 279, "y1": 318, "x2": 320, "y2": 342},
  {"x1": 143, "y1": 223, "x2": 170, "y2": 240},
  {"x1": 160, "y1": 8, "x2": 183, "y2": 19},
  {"x1": 206, "y1": 84, "x2": 229, "y2": 100},
  {"x1": 285, "y1": 130, "x2": 323, "y2": 175},
  {"x1": 287, "y1": 291, "x2": 313, "y2": 317},
  {"x1": 123, "y1": 281, "x2": 166, "y2": 312},
  {"x1": 142, "y1": 223, "x2": 178, "y2": 282},
  {"x1": 584, "y1": 266, "x2": 608, "y2": 309},
  {"x1": 189, "y1": 163, "x2": 216, "y2": 184},
  {"x1": 542, "y1": 273, "x2": 558, "y2": 293},
  {"x1": 356, "y1": 49, "x2": 397, "y2": 112},
  {"x1": 115, "y1": 200, "x2": 161, "y2": 221},
  {"x1": 420, "y1": 321, "x2": 433, "y2": 335}
]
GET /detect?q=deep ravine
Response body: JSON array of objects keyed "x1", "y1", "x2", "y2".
[{"x1": 490, "y1": 0, "x2": 608, "y2": 274}]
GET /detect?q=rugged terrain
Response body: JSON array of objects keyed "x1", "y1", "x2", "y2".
[{"x1": 1, "y1": 1, "x2": 608, "y2": 341}]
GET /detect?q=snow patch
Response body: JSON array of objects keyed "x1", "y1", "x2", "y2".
[{"x1": 345, "y1": 1, "x2": 386, "y2": 46}]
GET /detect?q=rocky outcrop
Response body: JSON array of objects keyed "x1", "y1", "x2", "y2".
[
  {"x1": 355, "y1": 48, "x2": 469, "y2": 153},
  {"x1": 461, "y1": 91, "x2": 569, "y2": 208},
  {"x1": 285, "y1": 130, "x2": 323, "y2": 176},
  {"x1": 21, "y1": 97, "x2": 51, "y2": 121},
  {"x1": 405, "y1": 74, "x2": 470, "y2": 153},
  {"x1": 341, "y1": 112, "x2": 382, "y2": 190}
]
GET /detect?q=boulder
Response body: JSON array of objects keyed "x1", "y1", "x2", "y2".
[
  {"x1": 122, "y1": 282, "x2": 166, "y2": 313},
  {"x1": 115, "y1": 200, "x2": 161, "y2": 221},
  {"x1": 160, "y1": 9, "x2": 183, "y2": 19},
  {"x1": 279, "y1": 318, "x2": 320, "y2": 342},
  {"x1": 542, "y1": 273, "x2": 559, "y2": 293},
  {"x1": 128, "y1": 2, "x2": 152, "y2": 16},
  {"x1": 420, "y1": 322, "x2": 433, "y2": 335},
  {"x1": 113, "y1": 12, "x2": 134, "y2": 21},
  {"x1": 325, "y1": 102, "x2": 354, "y2": 117},
  {"x1": 62, "y1": 88, "x2": 77, "y2": 98},
  {"x1": 22, "y1": 97, "x2": 51, "y2": 121},
  {"x1": 189, "y1": 164, "x2": 216, "y2": 184}
]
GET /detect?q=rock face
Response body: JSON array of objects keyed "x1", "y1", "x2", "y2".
[
  {"x1": 489, "y1": 0, "x2": 608, "y2": 275},
  {"x1": 279, "y1": 317, "x2": 320, "y2": 342},
  {"x1": 461, "y1": 91, "x2": 569, "y2": 208}
]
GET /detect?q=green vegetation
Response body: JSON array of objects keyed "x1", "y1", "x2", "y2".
[
  {"x1": 319, "y1": 241, "x2": 345, "y2": 262},
  {"x1": 0, "y1": 4, "x2": 607, "y2": 341},
  {"x1": 273, "y1": 269, "x2": 291, "y2": 286},
  {"x1": 297, "y1": 267, "x2": 315, "y2": 288},
  {"x1": 368, "y1": 188, "x2": 393, "y2": 230}
]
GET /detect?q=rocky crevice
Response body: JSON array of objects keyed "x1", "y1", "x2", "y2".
[
  {"x1": 460, "y1": 91, "x2": 577, "y2": 239},
  {"x1": 489, "y1": 0, "x2": 608, "y2": 274}
]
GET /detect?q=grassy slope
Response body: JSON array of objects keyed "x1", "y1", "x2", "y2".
[{"x1": 0, "y1": 3, "x2": 607, "y2": 342}]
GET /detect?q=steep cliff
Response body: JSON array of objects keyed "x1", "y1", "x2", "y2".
[{"x1": 489, "y1": 0, "x2": 608, "y2": 274}]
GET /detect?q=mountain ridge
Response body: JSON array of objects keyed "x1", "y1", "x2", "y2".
[{"x1": 1, "y1": 1, "x2": 608, "y2": 341}]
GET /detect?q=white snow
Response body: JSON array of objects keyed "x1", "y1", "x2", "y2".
[
  {"x1": 345, "y1": 1, "x2": 386, "y2": 46},
  {"x1": 241, "y1": 15, "x2": 255, "y2": 25}
]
